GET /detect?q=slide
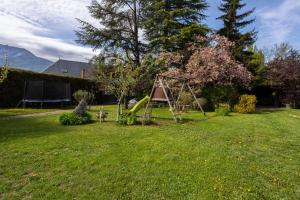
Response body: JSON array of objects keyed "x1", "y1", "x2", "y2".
[{"x1": 128, "y1": 96, "x2": 150, "y2": 115}]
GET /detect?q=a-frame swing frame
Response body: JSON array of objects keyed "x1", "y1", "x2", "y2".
[{"x1": 143, "y1": 75, "x2": 206, "y2": 123}]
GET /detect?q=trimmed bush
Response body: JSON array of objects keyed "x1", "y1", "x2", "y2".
[
  {"x1": 234, "y1": 95, "x2": 257, "y2": 113},
  {"x1": 192, "y1": 97, "x2": 208, "y2": 110},
  {"x1": 215, "y1": 103, "x2": 230, "y2": 116},
  {"x1": 202, "y1": 86, "x2": 239, "y2": 110},
  {"x1": 59, "y1": 112, "x2": 92, "y2": 125}
]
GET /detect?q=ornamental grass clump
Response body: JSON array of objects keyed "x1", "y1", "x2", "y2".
[
  {"x1": 73, "y1": 90, "x2": 95, "y2": 106},
  {"x1": 234, "y1": 95, "x2": 257, "y2": 114}
]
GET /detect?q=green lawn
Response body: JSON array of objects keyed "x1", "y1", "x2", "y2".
[
  {"x1": 0, "y1": 108, "x2": 56, "y2": 118},
  {"x1": 0, "y1": 106, "x2": 299, "y2": 199}
]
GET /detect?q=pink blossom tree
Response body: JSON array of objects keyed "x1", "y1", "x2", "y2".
[{"x1": 160, "y1": 35, "x2": 252, "y2": 88}]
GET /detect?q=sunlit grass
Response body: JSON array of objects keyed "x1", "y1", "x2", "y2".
[{"x1": 0, "y1": 106, "x2": 299, "y2": 199}]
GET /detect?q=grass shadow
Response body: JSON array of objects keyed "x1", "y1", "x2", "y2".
[
  {"x1": 0, "y1": 116, "x2": 86, "y2": 143},
  {"x1": 254, "y1": 108, "x2": 288, "y2": 115}
]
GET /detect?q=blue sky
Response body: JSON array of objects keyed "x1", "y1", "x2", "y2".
[{"x1": 0, "y1": 0, "x2": 299, "y2": 62}]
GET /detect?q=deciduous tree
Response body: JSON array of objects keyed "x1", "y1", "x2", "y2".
[
  {"x1": 160, "y1": 35, "x2": 252, "y2": 88},
  {"x1": 92, "y1": 57, "x2": 138, "y2": 120},
  {"x1": 267, "y1": 46, "x2": 300, "y2": 107}
]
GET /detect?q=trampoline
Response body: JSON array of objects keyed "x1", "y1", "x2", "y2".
[{"x1": 18, "y1": 80, "x2": 71, "y2": 108}]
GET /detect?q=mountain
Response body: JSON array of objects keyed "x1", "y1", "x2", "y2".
[{"x1": 0, "y1": 44, "x2": 53, "y2": 72}]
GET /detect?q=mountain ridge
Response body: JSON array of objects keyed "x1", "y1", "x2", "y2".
[{"x1": 0, "y1": 44, "x2": 53, "y2": 72}]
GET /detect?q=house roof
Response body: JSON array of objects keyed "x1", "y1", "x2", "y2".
[{"x1": 43, "y1": 59, "x2": 92, "y2": 79}]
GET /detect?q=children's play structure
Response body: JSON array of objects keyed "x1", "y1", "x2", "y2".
[
  {"x1": 143, "y1": 75, "x2": 206, "y2": 123},
  {"x1": 114, "y1": 74, "x2": 206, "y2": 125},
  {"x1": 126, "y1": 96, "x2": 150, "y2": 125}
]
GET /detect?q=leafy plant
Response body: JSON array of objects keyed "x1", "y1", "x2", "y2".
[
  {"x1": 117, "y1": 113, "x2": 137, "y2": 126},
  {"x1": 178, "y1": 92, "x2": 193, "y2": 106},
  {"x1": 234, "y1": 95, "x2": 257, "y2": 113},
  {"x1": 215, "y1": 103, "x2": 230, "y2": 116},
  {"x1": 126, "y1": 114, "x2": 137, "y2": 126},
  {"x1": 59, "y1": 112, "x2": 92, "y2": 126}
]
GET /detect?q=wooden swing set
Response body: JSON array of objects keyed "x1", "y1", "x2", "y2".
[{"x1": 143, "y1": 75, "x2": 206, "y2": 123}]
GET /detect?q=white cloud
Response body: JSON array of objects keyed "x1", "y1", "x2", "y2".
[
  {"x1": 257, "y1": 0, "x2": 300, "y2": 48},
  {"x1": 0, "y1": 0, "x2": 97, "y2": 61}
]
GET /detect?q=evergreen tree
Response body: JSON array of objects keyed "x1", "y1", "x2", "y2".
[
  {"x1": 144, "y1": 0, "x2": 209, "y2": 52},
  {"x1": 247, "y1": 46, "x2": 266, "y2": 87},
  {"x1": 76, "y1": 0, "x2": 147, "y2": 67},
  {"x1": 217, "y1": 0, "x2": 256, "y2": 62}
]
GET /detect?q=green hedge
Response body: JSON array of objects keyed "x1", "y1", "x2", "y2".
[{"x1": 0, "y1": 68, "x2": 100, "y2": 107}]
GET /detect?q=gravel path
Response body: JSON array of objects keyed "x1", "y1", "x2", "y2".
[{"x1": 0, "y1": 110, "x2": 71, "y2": 120}]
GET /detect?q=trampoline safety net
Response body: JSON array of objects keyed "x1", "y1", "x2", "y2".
[{"x1": 22, "y1": 80, "x2": 71, "y2": 103}]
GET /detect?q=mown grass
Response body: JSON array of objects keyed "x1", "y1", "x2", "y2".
[
  {"x1": 0, "y1": 108, "x2": 56, "y2": 117},
  {"x1": 0, "y1": 106, "x2": 299, "y2": 199}
]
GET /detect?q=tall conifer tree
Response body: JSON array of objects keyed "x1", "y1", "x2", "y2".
[
  {"x1": 217, "y1": 0, "x2": 256, "y2": 63},
  {"x1": 144, "y1": 0, "x2": 209, "y2": 52},
  {"x1": 76, "y1": 0, "x2": 147, "y2": 67}
]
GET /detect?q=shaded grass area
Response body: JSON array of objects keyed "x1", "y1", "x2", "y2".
[
  {"x1": 0, "y1": 106, "x2": 299, "y2": 199},
  {"x1": 0, "y1": 108, "x2": 56, "y2": 118}
]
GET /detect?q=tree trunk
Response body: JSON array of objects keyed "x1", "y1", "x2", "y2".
[
  {"x1": 133, "y1": 1, "x2": 140, "y2": 67},
  {"x1": 117, "y1": 96, "x2": 123, "y2": 122}
]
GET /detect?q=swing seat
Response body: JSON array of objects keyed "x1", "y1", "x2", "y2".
[{"x1": 151, "y1": 87, "x2": 168, "y2": 102}]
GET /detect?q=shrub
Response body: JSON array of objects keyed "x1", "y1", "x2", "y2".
[
  {"x1": 118, "y1": 113, "x2": 137, "y2": 126},
  {"x1": 202, "y1": 86, "x2": 239, "y2": 111},
  {"x1": 234, "y1": 95, "x2": 257, "y2": 113},
  {"x1": 215, "y1": 103, "x2": 230, "y2": 116},
  {"x1": 59, "y1": 112, "x2": 92, "y2": 125},
  {"x1": 178, "y1": 92, "x2": 193, "y2": 105},
  {"x1": 127, "y1": 114, "x2": 137, "y2": 125},
  {"x1": 117, "y1": 114, "x2": 128, "y2": 125},
  {"x1": 192, "y1": 97, "x2": 208, "y2": 110}
]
